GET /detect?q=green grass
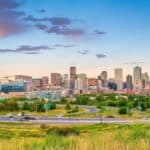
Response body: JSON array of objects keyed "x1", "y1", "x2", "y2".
[
  {"x1": 0, "y1": 106, "x2": 87, "y2": 117},
  {"x1": 0, "y1": 123, "x2": 149, "y2": 150}
]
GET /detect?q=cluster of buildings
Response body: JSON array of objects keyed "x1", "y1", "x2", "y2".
[
  {"x1": 0, "y1": 66, "x2": 149, "y2": 100},
  {"x1": 50, "y1": 66, "x2": 149, "y2": 95}
]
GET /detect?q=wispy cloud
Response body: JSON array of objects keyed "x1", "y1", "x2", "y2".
[
  {"x1": 0, "y1": 45, "x2": 53, "y2": 54},
  {"x1": 96, "y1": 54, "x2": 107, "y2": 59},
  {"x1": 46, "y1": 26, "x2": 84, "y2": 36},
  {"x1": 123, "y1": 61, "x2": 144, "y2": 65},
  {"x1": 0, "y1": 0, "x2": 22, "y2": 9},
  {"x1": 25, "y1": 15, "x2": 72, "y2": 26},
  {"x1": 94, "y1": 30, "x2": 106, "y2": 35},
  {"x1": 25, "y1": 15, "x2": 85, "y2": 37},
  {"x1": 37, "y1": 9, "x2": 46, "y2": 13},
  {"x1": 35, "y1": 24, "x2": 47, "y2": 30},
  {"x1": 53, "y1": 44, "x2": 75, "y2": 48},
  {"x1": 78, "y1": 50, "x2": 89, "y2": 55},
  {"x1": 0, "y1": 0, "x2": 27, "y2": 37}
]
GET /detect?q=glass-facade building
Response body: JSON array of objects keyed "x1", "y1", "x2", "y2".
[{"x1": 0, "y1": 83, "x2": 25, "y2": 93}]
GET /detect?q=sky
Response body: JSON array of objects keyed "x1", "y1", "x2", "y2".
[{"x1": 0, "y1": 0, "x2": 150, "y2": 79}]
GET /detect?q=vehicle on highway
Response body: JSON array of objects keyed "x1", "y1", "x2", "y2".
[
  {"x1": 20, "y1": 115, "x2": 36, "y2": 121},
  {"x1": 6, "y1": 114, "x2": 17, "y2": 119},
  {"x1": 105, "y1": 115, "x2": 115, "y2": 118}
]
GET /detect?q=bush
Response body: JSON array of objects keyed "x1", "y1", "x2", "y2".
[
  {"x1": 107, "y1": 100, "x2": 118, "y2": 107},
  {"x1": 117, "y1": 100, "x2": 127, "y2": 107},
  {"x1": 0, "y1": 100, "x2": 19, "y2": 111},
  {"x1": 68, "y1": 105, "x2": 79, "y2": 113},
  {"x1": 118, "y1": 107, "x2": 127, "y2": 114},
  {"x1": 48, "y1": 102, "x2": 56, "y2": 110},
  {"x1": 65, "y1": 103, "x2": 71, "y2": 110},
  {"x1": 140, "y1": 102, "x2": 146, "y2": 111},
  {"x1": 22, "y1": 102, "x2": 30, "y2": 110},
  {"x1": 46, "y1": 127, "x2": 80, "y2": 136},
  {"x1": 76, "y1": 95, "x2": 90, "y2": 105}
]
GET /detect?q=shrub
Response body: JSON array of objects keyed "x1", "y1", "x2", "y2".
[
  {"x1": 46, "y1": 127, "x2": 80, "y2": 136},
  {"x1": 118, "y1": 107, "x2": 127, "y2": 114},
  {"x1": 117, "y1": 100, "x2": 127, "y2": 107},
  {"x1": 65, "y1": 103, "x2": 71, "y2": 110},
  {"x1": 140, "y1": 102, "x2": 146, "y2": 111},
  {"x1": 107, "y1": 100, "x2": 118, "y2": 107},
  {"x1": 22, "y1": 102, "x2": 30, "y2": 110}
]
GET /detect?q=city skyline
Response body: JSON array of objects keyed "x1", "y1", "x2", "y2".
[
  {"x1": 0, "y1": 0, "x2": 150, "y2": 78},
  {"x1": 0, "y1": 65, "x2": 149, "y2": 82}
]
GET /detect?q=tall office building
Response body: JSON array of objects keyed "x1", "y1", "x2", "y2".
[
  {"x1": 142, "y1": 72, "x2": 149, "y2": 89},
  {"x1": 133, "y1": 66, "x2": 142, "y2": 92},
  {"x1": 32, "y1": 78, "x2": 43, "y2": 91},
  {"x1": 42, "y1": 76, "x2": 49, "y2": 90},
  {"x1": 75, "y1": 79, "x2": 83, "y2": 90},
  {"x1": 51, "y1": 73, "x2": 62, "y2": 86},
  {"x1": 62, "y1": 74, "x2": 69, "y2": 88},
  {"x1": 114, "y1": 68, "x2": 123, "y2": 90},
  {"x1": 77, "y1": 73, "x2": 87, "y2": 89},
  {"x1": 126, "y1": 75, "x2": 133, "y2": 90},
  {"x1": 101, "y1": 71, "x2": 107, "y2": 82},
  {"x1": 70, "y1": 66, "x2": 76, "y2": 90},
  {"x1": 15, "y1": 75, "x2": 32, "y2": 82},
  {"x1": 100, "y1": 71, "x2": 108, "y2": 87}
]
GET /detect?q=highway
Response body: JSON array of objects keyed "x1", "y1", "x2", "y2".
[{"x1": 0, "y1": 116, "x2": 150, "y2": 124}]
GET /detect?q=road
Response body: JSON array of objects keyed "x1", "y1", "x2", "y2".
[{"x1": 0, "y1": 116, "x2": 149, "y2": 124}]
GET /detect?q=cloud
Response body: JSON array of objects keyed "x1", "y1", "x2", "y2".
[
  {"x1": 96, "y1": 54, "x2": 107, "y2": 59},
  {"x1": 25, "y1": 15, "x2": 72, "y2": 26},
  {"x1": 0, "y1": 45, "x2": 53, "y2": 54},
  {"x1": 123, "y1": 61, "x2": 144, "y2": 65},
  {"x1": 78, "y1": 50, "x2": 89, "y2": 55},
  {"x1": 94, "y1": 30, "x2": 106, "y2": 35},
  {"x1": 24, "y1": 15, "x2": 51, "y2": 22},
  {"x1": 0, "y1": 0, "x2": 27, "y2": 37},
  {"x1": 53, "y1": 44, "x2": 75, "y2": 48},
  {"x1": 0, "y1": 0, "x2": 22, "y2": 9},
  {"x1": 35, "y1": 24, "x2": 47, "y2": 30},
  {"x1": 50, "y1": 17, "x2": 72, "y2": 26},
  {"x1": 37, "y1": 9, "x2": 46, "y2": 13},
  {"x1": 25, "y1": 15, "x2": 85, "y2": 37},
  {"x1": 0, "y1": 10, "x2": 26, "y2": 37},
  {"x1": 46, "y1": 26, "x2": 84, "y2": 36}
]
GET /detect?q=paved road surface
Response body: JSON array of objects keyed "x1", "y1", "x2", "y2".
[{"x1": 0, "y1": 116, "x2": 149, "y2": 124}]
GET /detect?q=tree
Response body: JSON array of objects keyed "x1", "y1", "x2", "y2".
[
  {"x1": 117, "y1": 99, "x2": 127, "y2": 107},
  {"x1": 65, "y1": 103, "x2": 71, "y2": 110},
  {"x1": 76, "y1": 95, "x2": 90, "y2": 105},
  {"x1": 118, "y1": 107, "x2": 127, "y2": 114},
  {"x1": 35, "y1": 101, "x2": 45, "y2": 112},
  {"x1": 140, "y1": 102, "x2": 146, "y2": 111},
  {"x1": 22, "y1": 102, "x2": 30, "y2": 110},
  {"x1": 72, "y1": 105, "x2": 79, "y2": 113},
  {"x1": 0, "y1": 100, "x2": 19, "y2": 111},
  {"x1": 60, "y1": 97, "x2": 68, "y2": 103}
]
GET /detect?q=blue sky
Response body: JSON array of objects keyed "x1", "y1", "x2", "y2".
[{"x1": 0, "y1": 0, "x2": 149, "y2": 79}]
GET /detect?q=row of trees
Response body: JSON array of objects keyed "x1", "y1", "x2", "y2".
[{"x1": 0, "y1": 100, "x2": 56, "y2": 112}]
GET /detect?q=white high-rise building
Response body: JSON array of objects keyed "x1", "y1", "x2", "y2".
[
  {"x1": 133, "y1": 66, "x2": 142, "y2": 92},
  {"x1": 75, "y1": 79, "x2": 83, "y2": 90},
  {"x1": 114, "y1": 68, "x2": 123, "y2": 90}
]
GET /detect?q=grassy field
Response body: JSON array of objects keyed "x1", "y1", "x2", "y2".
[
  {"x1": 64, "y1": 107, "x2": 150, "y2": 119},
  {"x1": 0, "y1": 106, "x2": 87, "y2": 117},
  {"x1": 0, "y1": 103, "x2": 150, "y2": 120},
  {"x1": 0, "y1": 123, "x2": 149, "y2": 150}
]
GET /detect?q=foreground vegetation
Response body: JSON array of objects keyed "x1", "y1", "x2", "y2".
[
  {"x1": 0, "y1": 94, "x2": 150, "y2": 119},
  {"x1": 0, "y1": 123, "x2": 149, "y2": 150}
]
